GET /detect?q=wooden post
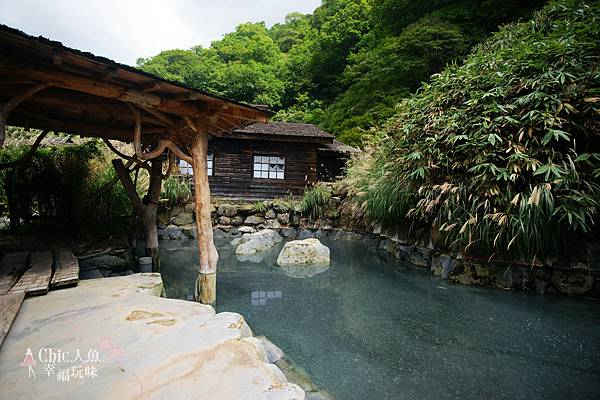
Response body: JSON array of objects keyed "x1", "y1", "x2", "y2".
[{"x1": 191, "y1": 117, "x2": 218, "y2": 305}]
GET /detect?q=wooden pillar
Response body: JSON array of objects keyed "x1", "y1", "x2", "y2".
[{"x1": 191, "y1": 117, "x2": 218, "y2": 304}]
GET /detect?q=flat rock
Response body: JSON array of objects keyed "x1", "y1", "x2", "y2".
[
  {"x1": 280, "y1": 227, "x2": 298, "y2": 239},
  {"x1": 0, "y1": 274, "x2": 303, "y2": 400},
  {"x1": 170, "y1": 212, "x2": 194, "y2": 226},
  {"x1": 235, "y1": 230, "x2": 283, "y2": 256},
  {"x1": 218, "y1": 204, "x2": 238, "y2": 217},
  {"x1": 230, "y1": 216, "x2": 245, "y2": 226},
  {"x1": 244, "y1": 215, "x2": 266, "y2": 226},
  {"x1": 297, "y1": 229, "x2": 315, "y2": 240},
  {"x1": 277, "y1": 239, "x2": 330, "y2": 267},
  {"x1": 265, "y1": 219, "x2": 282, "y2": 229}
]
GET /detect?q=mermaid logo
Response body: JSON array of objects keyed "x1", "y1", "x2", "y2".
[{"x1": 19, "y1": 348, "x2": 36, "y2": 379}]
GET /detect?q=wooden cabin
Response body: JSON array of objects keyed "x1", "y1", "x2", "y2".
[{"x1": 176, "y1": 122, "x2": 359, "y2": 200}]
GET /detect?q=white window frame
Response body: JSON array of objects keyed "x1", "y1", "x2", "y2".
[
  {"x1": 178, "y1": 153, "x2": 213, "y2": 176},
  {"x1": 253, "y1": 155, "x2": 285, "y2": 180}
]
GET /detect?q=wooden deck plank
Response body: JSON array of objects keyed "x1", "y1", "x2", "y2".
[
  {"x1": 0, "y1": 252, "x2": 29, "y2": 295},
  {"x1": 50, "y1": 250, "x2": 79, "y2": 289},
  {"x1": 10, "y1": 251, "x2": 54, "y2": 296},
  {"x1": 0, "y1": 291, "x2": 25, "y2": 348}
]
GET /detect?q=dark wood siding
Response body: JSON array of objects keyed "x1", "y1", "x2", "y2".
[
  {"x1": 207, "y1": 138, "x2": 318, "y2": 200},
  {"x1": 317, "y1": 151, "x2": 350, "y2": 181}
]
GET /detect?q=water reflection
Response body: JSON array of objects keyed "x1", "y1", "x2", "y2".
[
  {"x1": 160, "y1": 237, "x2": 600, "y2": 400},
  {"x1": 251, "y1": 290, "x2": 283, "y2": 306}
]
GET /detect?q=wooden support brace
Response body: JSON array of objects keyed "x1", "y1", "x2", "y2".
[
  {"x1": 191, "y1": 117, "x2": 218, "y2": 304},
  {"x1": 0, "y1": 83, "x2": 49, "y2": 147},
  {"x1": 128, "y1": 103, "x2": 193, "y2": 164},
  {"x1": 0, "y1": 129, "x2": 49, "y2": 170}
]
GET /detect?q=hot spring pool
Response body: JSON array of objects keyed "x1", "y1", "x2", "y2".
[{"x1": 159, "y1": 237, "x2": 600, "y2": 400}]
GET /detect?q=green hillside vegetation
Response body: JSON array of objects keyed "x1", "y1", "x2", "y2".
[
  {"x1": 137, "y1": 0, "x2": 544, "y2": 146},
  {"x1": 343, "y1": 0, "x2": 600, "y2": 260}
]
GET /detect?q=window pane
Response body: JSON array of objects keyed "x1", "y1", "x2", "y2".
[
  {"x1": 253, "y1": 163, "x2": 261, "y2": 172},
  {"x1": 276, "y1": 172, "x2": 284, "y2": 179},
  {"x1": 254, "y1": 155, "x2": 260, "y2": 163},
  {"x1": 278, "y1": 157, "x2": 285, "y2": 164},
  {"x1": 207, "y1": 153, "x2": 213, "y2": 161},
  {"x1": 270, "y1": 156, "x2": 279, "y2": 163},
  {"x1": 262, "y1": 156, "x2": 270, "y2": 163},
  {"x1": 253, "y1": 171, "x2": 261, "y2": 178},
  {"x1": 269, "y1": 171, "x2": 277, "y2": 179},
  {"x1": 261, "y1": 164, "x2": 269, "y2": 171},
  {"x1": 261, "y1": 171, "x2": 269, "y2": 178}
]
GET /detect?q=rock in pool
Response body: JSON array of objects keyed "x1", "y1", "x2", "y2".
[
  {"x1": 234, "y1": 229, "x2": 283, "y2": 255},
  {"x1": 277, "y1": 238, "x2": 330, "y2": 267}
]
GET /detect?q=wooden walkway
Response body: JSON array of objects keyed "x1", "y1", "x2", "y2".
[{"x1": 0, "y1": 250, "x2": 79, "y2": 348}]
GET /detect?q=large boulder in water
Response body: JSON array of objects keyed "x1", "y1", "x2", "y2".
[
  {"x1": 235, "y1": 229, "x2": 283, "y2": 255},
  {"x1": 277, "y1": 238, "x2": 330, "y2": 267}
]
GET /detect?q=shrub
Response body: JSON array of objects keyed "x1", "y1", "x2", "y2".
[
  {"x1": 162, "y1": 175, "x2": 192, "y2": 206},
  {"x1": 253, "y1": 201, "x2": 269, "y2": 214},
  {"x1": 301, "y1": 186, "x2": 332, "y2": 220},
  {"x1": 344, "y1": 0, "x2": 600, "y2": 260}
]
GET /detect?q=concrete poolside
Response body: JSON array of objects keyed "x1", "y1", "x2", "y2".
[{"x1": 0, "y1": 273, "x2": 303, "y2": 400}]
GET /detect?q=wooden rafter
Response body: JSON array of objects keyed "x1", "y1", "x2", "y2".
[{"x1": 2, "y1": 59, "x2": 202, "y2": 116}]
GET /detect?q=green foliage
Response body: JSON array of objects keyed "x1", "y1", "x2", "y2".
[
  {"x1": 136, "y1": 0, "x2": 543, "y2": 145},
  {"x1": 138, "y1": 22, "x2": 285, "y2": 106},
  {"x1": 344, "y1": 0, "x2": 600, "y2": 260},
  {"x1": 0, "y1": 139, "x2": 141, "y2": 233},
  {"x1": 318, "y1": 0, "x2": 544, "y2": 140},
  {"x1": 162, "y1": 175, "x2": 192, "y2": 205},
  {"x1": 301, "y1": 186, "x2": 332, "y2": 220},
  {"x1": 253, "y1": 201, "x2": 268, "y2": 214}
]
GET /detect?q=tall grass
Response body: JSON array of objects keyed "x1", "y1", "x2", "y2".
[
  {"x1": 301, "y1": 186, "x2": 332, "y2": 220},
  {"x1": 162, "y1": 175, "x2": 192, "y2": 205}
]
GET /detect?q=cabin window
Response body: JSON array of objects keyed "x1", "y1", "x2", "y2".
[
  {"x1": 253, "y1": 155, "x2": 285, "y2": 179},
  {"x1": 178, "y1": 153, "x2": 213, "y2": 176}
]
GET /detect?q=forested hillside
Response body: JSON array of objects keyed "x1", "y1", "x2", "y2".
[
  {"x1": 343, "y1": 0, "x2": 600, "y2": 260},
  {"x1": 137, "y1": 0, "x2": 544, "y2": 146}
]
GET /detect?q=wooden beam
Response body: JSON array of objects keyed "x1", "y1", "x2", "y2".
[
  {"x1": 10, "y1": 90, "x2": 171, "y2": 127},
  {"x1": 1, "y1": 59, "x2": 203, "y2": 117},
  {"x1": 139, "y1": 105, "x2": 174, "y2": 126},
  {"x1": 0, "y1": 83, "x2": 49, "y2": 147},
  {"x1": 51, "y1": 49, "x2": 63, "y2": 66},
  {"x1": 192, "y1": 117, "x2": 218, "y2": 305},
  {"x1": 9, "y1": 110, "x2": 166, "y2": 141}
]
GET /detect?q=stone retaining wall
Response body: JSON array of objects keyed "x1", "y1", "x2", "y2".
[{"x1": 158, "y1": 199, "x2": 600, "y2": 299}]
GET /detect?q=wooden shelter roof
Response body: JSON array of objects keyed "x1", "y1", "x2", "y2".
[{"x1": 0, "y1": 24, "x2": 268, "y2": 149}]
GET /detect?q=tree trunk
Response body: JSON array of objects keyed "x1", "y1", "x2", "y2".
[
  {"x1": 112, "y1": 157, "x2": 163, "y2": 272},
  {"x1": 191, "y1": 118, "x2": 218, "y2": 305},
  {"x1": 144, "y1": 159, "x2": 163, "y2": 272}
]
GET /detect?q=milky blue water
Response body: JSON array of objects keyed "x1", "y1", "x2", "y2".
[{"x1": 159, "y1": 238, "x2": 600, "y2": 400}]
